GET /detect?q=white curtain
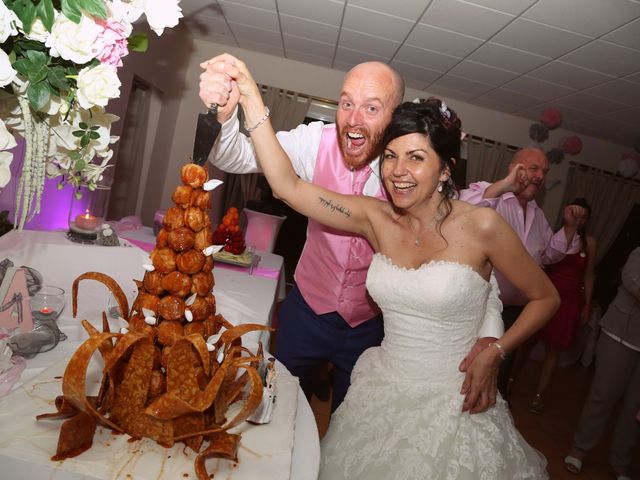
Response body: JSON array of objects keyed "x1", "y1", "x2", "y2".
[
  {"x1": 223, "y1": 85, "x2": 311, "y2": 212},
  {"x1": 559, "y1": 162, "x2": 640, "y2": 261},
  {"x1": 463, "y1": 137, "x2": 516, "y2": 186}
]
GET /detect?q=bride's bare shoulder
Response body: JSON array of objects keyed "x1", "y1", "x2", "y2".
[{"x1": 452, "y1": 200, "x2": 507, "y2": 235}]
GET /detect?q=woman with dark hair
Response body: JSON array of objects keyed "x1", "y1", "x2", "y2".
[
  {"x1": 226, "y1": 57, "x2": 556, "y2": 478},
  {"x1": 508, "y1": 198, "x2": 597, "y2": 415},
  {"x1": 531, "y1": 198, "x2": 596, "y2": 412}
]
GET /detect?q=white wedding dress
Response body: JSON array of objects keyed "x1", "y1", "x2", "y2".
[{"x1": 319, "y1": 254, "x2": 548, "y2": 480}]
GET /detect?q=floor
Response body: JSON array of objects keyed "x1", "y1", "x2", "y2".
[{"x1": 307, "y1": 356, "x2": 640, "y2": 479}]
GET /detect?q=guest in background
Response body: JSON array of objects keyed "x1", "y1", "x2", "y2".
[
  {"x1": 199, "y1": 53, "x2": 504, "y2": 413},
  {"x1": 459, "y1": 149, "x2": 586, "y2": 399},
  {"x1": 564, "y1": 246, "x2": 640, "y2": 480},
  {"x1": 509, "y1": 197, "x2": 597, "y2": 414}
]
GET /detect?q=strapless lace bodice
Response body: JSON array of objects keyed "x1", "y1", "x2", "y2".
[
  {"x1": 320, "y1": 254, "x2": 548, "y2": 480},
  {"x1": 367, "y1": 255, "x2": 490, "y2": 378}
]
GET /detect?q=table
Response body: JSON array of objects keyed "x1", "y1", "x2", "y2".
[{"x1": 0, "y1": 229, "x2": 319, "y2": 480}]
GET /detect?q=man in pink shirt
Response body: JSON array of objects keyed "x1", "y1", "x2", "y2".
[
  {"x1": 199, "y1": 55, "x2": 504, "y2": 412},
  {"x1": 460, "y1": 148, "x2": 586, "y2": 397}
]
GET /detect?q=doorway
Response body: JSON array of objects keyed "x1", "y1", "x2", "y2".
[{"x1": 106, "y1": 77, "x2": 156, "y2": 221}]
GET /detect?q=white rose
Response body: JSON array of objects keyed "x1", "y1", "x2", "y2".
[
  {"x1": 0, "y1": 119, "x2": 17, "y2": 150},
  {"x1": 0, "y1": 151, "x2": 13, "y2": 188},
  {"x1": 39, "y1": 94, "x2": 64, "y2": 115},
  {"x1": 76, "y1": 65, "x2": 121, "y2": 109},
  {"x1": 0, "y1": 2, "x2": 20, "y2": 43},
  {"x1": 23, "y1": 17, "x2": 50, "y2": 42},
  {"x1": 107, "y1": 0, "x2": 136, "y2": 36},
  {"x1": 144, "y1": 0, "x2": 182, "y2": 36},
  {"x1": 46, "y1": 13, "x2": 101, "y2": 64},
  {"x1": 0, "y1": 49, "x2": 17, "y2": 87}
]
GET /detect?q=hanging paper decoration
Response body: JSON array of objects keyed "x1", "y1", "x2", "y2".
[
  {"x1": 529, "y1": 123, "x2": 549, "y2": 143},
  {"x1": 561, "y1": 135, "x2": 582, "y2": 155},
  {"x1": 617, "y1": 152, "x2": 640, "y2": 178},
  {"x1": 541, "y1": 108, "x2": 563, "y2": 129},
  {"x1": 547, "y1": 147, "x2": 565, "y2": 165}
]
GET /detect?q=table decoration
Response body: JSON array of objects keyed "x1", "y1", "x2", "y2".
[
  {"x1": 0, "y1": 264, "x2": 33, "y2": 332},
  {"x1": 29, "y1": 284, "x2": 65, "y2": 321},
  {"x1": 66, "y1": 180, "x2": 110, "y2": 243},
  {"x1": 0, "y1": 0, "x2": 183, "y2": 229}
]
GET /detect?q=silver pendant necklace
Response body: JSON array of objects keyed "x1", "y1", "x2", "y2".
[{"x1": 410, "y1": 212, "x2": 444, "y2": 246}]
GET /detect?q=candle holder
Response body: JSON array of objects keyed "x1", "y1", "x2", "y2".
[
  {"x1": 29, "y1": 285, "x2": 66, "y2": 322},
  {"x1": 67, "y1": 182, "x2": 111, "y2": 244}
]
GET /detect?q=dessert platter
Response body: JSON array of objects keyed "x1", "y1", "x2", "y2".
[{"x1": 0, "y1": 164, "x2": 299, "y2": 479}]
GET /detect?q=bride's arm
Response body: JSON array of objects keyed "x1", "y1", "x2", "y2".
[
  {"x1": 478, "y1": 208, "x2": 560, "y2": 356},
  {"x1": 219, "y1": 54, "x2": 381, "y2": 247}
]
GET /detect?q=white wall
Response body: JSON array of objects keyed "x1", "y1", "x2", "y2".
[{"x1": 112, "y1": 35, "x2": 629, "y2": 226}]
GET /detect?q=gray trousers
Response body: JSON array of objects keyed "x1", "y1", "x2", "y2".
[{"x1": 573, "y1": 332, "x2": 640, "y2": 469}]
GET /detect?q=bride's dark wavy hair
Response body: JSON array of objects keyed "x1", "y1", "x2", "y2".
[{"x1": 380, "y1": 97, "x2": 462, "y2": 229}]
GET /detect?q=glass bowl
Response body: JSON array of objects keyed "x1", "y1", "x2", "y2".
[{"x1": 29, "y1": 285, "x2": 66, "y2": 321}]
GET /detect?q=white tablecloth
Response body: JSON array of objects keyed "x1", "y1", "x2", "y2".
[{"x1": 0, "y1": 229, "x2": 319, "y2": 480}]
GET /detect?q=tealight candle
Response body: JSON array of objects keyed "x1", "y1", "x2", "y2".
[
  {"x1": 74, "y1": 211, "x2": 99, "y2": 231},
  {"x1": 39, "y1": 307, "x2": 54, "y2": 315}
]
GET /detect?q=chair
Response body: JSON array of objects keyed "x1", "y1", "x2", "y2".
[{"x1": 243, "y1": 208, "x2": 287, "y2": 253}]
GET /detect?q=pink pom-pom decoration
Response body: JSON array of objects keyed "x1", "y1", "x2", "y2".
[
  {"x1": 617, "y1": 152, "x2": 640, "y2": 178},
  {"x1": 541, "y1": 108, "x2": 563, "y2": 129},
  {"x1": 561, "y1": 135, "x2": 582, "y2": 155}
]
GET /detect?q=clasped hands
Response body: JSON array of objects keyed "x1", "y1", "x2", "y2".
[{"x1": 198, "y1": 53, "x2": 261, "y2": 124}]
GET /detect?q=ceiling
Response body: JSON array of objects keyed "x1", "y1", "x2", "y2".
[{"x1": 180, "y1": 0, "x2": 640, "y2": 148}]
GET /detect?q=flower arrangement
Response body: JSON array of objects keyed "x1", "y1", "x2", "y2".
[{"x1": 0, "y1": 0, "x2": 182, "y2": 229}]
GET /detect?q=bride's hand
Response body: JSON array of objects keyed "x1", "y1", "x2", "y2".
[
  {"x1": 202, "y1": 53, "x2": 262, "y2": 106},
  {"x1": 459, "y1": 345, "x2": 501, "y2": 414}
]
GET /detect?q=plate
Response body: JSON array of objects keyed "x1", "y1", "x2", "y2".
[{"x1": 213, "y1": 249, "x2": 254, "y2": 267}]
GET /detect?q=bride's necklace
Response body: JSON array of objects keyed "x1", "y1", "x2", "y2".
[{"x1": 409, "y1": 211, "x2": 444, "y2": 246}]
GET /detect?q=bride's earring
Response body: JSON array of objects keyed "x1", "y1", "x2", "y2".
[{"x1": 437, "y1": 181, "x2": 443, "y2": 193}]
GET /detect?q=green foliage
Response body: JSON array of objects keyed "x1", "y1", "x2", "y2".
[{"x1": 128, "y1": 33, "x2": 149, "y2": 53}]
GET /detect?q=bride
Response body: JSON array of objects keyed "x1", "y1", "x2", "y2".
[{"x1": 216, "y1": 56, "x2": 557, "y2": 479}]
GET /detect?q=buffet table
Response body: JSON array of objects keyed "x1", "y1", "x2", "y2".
[{"x1": 0, "y1": 229, "x2": 320, "y2": 480}]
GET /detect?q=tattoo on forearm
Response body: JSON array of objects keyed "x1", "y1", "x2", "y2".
[{"x1": 318, "y1": 196, "x2": 351, "y2": 217}]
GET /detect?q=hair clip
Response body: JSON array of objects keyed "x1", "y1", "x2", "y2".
[{"x1": 440, "y1": 101, "x2": 451, "y2": 120}]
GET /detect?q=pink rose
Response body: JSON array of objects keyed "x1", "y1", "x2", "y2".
[{"x1": 95, "y1": 19, "x2": 129, "y2": 67}]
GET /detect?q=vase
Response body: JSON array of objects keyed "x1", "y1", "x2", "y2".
[{"x1": 67, "y1": 182, "x2": 111, "y2": 243}]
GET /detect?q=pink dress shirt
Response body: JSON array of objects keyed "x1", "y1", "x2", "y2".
[{"x1": 460, "y1": 182, "x2": 580, "y2": 306}]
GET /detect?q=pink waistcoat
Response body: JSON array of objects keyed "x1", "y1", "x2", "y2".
[{"x1": 294, "y1": 125, "x2": 387, "y2": 328}]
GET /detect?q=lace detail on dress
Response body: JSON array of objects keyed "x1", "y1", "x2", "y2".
[{"x1": 319, "y1": 254, "x2": 548, "y2": 480}]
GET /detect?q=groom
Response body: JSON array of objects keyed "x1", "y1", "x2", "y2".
[{"x1": 199, "y1": 54, "x2": 504, "y2": 413}]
